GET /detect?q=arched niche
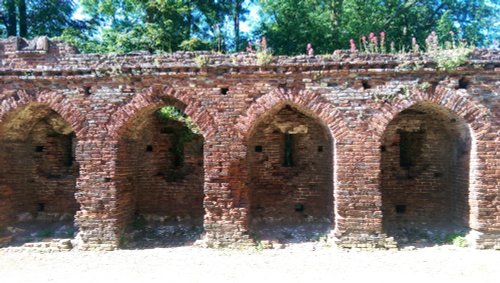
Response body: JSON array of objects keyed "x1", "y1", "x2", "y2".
[
  {"x1": 381, "y1": 102, "x2": 472, "y2": 245},
  {"x1": 0, "y1": 103, "x2": 79, "y2": 247},
  {"x1": 247, "y1": 104, "x2": 334, "y2": 243},
  {"x1": 115, "y1": 102, "x2": 204, "y2": 249}
]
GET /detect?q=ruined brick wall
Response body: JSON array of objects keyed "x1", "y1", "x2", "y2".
[
  {"x1": 0, "y1": 37, "x2": 498, "y2": 250},
  {"x1": 248, "y1": 106, "x2": 333, "y2": 226},
  {"x1": 381, "y1": 102, "x2": 471, "y2": 233},
  {"x1": 0, "y1": 103, "x2": 78, "y2": 224},
  {"x1": 116, "y1": 110, "x2": 204, "y2": 225}
]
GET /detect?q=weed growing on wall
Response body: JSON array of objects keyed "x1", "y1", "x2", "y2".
[
  {"x1": 256, "y1": 37, "x2": 273, "y2": 66},
  {"x1": 156, "y1": 106, "x2": 200, "y2": 168},
  {"x1": 349, "y1": 30, "x2": 474, "y2": 70},
  {"x1": 194, "y1": 55, "x2": 209, "y2": 68}
]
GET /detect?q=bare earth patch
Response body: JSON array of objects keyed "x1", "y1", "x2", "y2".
[{"x1": 1, "y1": 244, "x2": 498, "y2": 282}]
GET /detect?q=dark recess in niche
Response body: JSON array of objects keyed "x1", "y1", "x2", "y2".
[
  {"x1": 65, "y1": 133, "x2": 75, "y2": 167},
  {"x1": 395, "y1": 204, "x2": 406, "y2": 214},
  {"x1": 457, "y1": 77, "x2": 470, "y2": 89},
  {"x1": 35, "y1": 145, "x2": 44, "y2": 152},
  {"x1": 317, "y1": 146, "x2": 323, "y2": 152},
  {"x1": 255, "y1": 145, "x2": 263, "y2": 152},
  {"x1": 146, "y1": 145, "x2": 153, "y2": 152},
  {"x1": 220, "y1": 87, "x2": 229, "y2": 95},
  {"x1": 398, "y1": 129, "x2": 425, "y2": 168},
  {"x1": 37, "y1": 203, "x2": 45, "y2": 212},
  {"x1": 362, "y1": 80, "x2": 371, "y2": 89},
  {"x1": 83, "y1": 86, "x2": 91, "y2": 96},
  {"x1": 160, "y1": 127, "x2": 174, "y2": 134},
  {"x1": 294, "y1": 203, "x2": 304, "y2": 212},
  {"x1": 283, "y1": 133, "x2": 294, "y2": 167}
]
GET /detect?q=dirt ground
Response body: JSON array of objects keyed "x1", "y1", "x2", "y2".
[{"x1": 1, "y1": 244, "x2": 498, "y2": 283}]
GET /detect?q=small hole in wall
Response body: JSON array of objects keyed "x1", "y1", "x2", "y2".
[
  {"x1": 279, "y1": 83, "x2": 287, "y2": 89},
  {"x1": 35, "y1": 145, "x2": 44, "y2": 152},
  {"x1": 146, "y1": 145, "x2": 153, "y2": 152},
  {"x1": 220, "y1": 87, "x2": 229, "y2": 95},
  {"x1": 317, "y1": 146, "x2": 323, "y2": 152},
  {"x1": 255, "y1": 145, "x2": 263, "y2": 152},
  {"x1": 395, "y1": 204, "x2": 406, "y2": 214},
  {"x1": 458, "y1": 77, "x2": 470, "y2": 89},
  {"x1": 37, "y1": 203, "x2": 45, "y2": 212},
  {"x1": 362, "y1": 80, "x2": 371, "y2": 89},
  {"x1": 294, "y1": 203, "x2": 304, "y2": 212},
  {"x1": 83, "y1": 86, "x2": 91, "y2": 96},
  {"x1": 380, "y1": 145, "x2": 386, "y2": 152},
  {"x1": 104, "y1": 178, "x2": 112, "y2": 182}
]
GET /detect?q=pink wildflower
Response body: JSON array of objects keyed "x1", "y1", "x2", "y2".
[
  {"x1": 246, "y1": 41, "x2": 254, "y2": 53},
  {"x1": 306, "y1": 43, "x2": 314, "y2": 55},
  {"x1": 260, "y1": 37, "x2": 268, "y2": 51},
  {"x1": 349, "y1": 39, "x2": 357, "y2": 51}
]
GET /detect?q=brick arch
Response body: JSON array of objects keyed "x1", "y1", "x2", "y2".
[
  {"x1": 374, "y1": 84, "x2": 493, "y2": 239},
  {"x1": 0, "y1": 90, "x2": 86, "y2": 139},
  {"x1": 369, "y1": 85, "x2": 492, "y2": 140},
  {"x1": 237, "y1": 88, "x2": 349, "y2": 141},
  {"x1": 108, "y1": 85, "x2": 216, "y2": 140}
]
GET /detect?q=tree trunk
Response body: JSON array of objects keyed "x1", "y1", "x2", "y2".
[
  {"x1": 19, "y1": 0, "x2": 27, "y2": 37},
  {"x1": 233, "y1": 0, "x2": 241, "y2": 51},
  {"x1": 6, "y1": 0, "x2": 17, "y2": 36}
]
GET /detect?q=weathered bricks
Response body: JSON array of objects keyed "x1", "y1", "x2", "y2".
[{"x1": 0, "y1": 37, "x2": 498, "y2": 250}]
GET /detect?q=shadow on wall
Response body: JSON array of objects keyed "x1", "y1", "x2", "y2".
[
  {"x1": 0, "y1": 103, "x2": 78, "y2": 249},
  {"x1": 381, "y1": 101, "x2": 472, "y2": 247},
  {"x1": 115, "y1": 105, "x2": 204, "y2": 249},
  {"x1": 247, "y1": 105, "x2": 334, "y2": 244}
]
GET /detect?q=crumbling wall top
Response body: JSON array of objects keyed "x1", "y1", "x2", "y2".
[{"x1": 0, "y1": 37, "x2": 498, "y2": 77}]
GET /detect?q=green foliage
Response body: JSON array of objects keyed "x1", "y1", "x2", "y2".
[
  {"x1": 445, "y1": 233, "x2": 468, "y2": 247},
  {"x1": 53, "y1": 28, "x2": 104, "y2": 53},
  {"x1": 257, "y1": 0, "x2": 497, "y2": 55},
  {"x1": 194, "y1": 55, "x2": 210, "y2": 68},
  {"x1": 0, "y1": 0, "x2": 85, "y2": 38},
  {"x1": 418, "y1": 82, "x2": 431, "y2": 91},
  {"x1": 75, "y1": 0, "x2": 231, "y2": 53},
  {"x1": 180, "y1": 38, "x2": 212, "y2": 51},
  {"x1": 157, "y1": 106, "x2": 200, "y2": 135},
  {"x1": 256, "y1": 50, "x2": 273, "y2": 66},
  {"x1": 431, "y1": 45, "x2": 474, "y2": 71},
  {"x1": 157, "y1": 106, "x2": 200, "y2": 167},
  {"x1": 2, "y1": 0, "x2": 497, "y2": 55}
]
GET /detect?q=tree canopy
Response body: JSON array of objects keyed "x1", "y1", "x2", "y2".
[{"x1": 0, "y1": 0, "x2": 498, "y2": 54}]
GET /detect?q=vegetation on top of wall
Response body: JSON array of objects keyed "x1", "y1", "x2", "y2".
[
  {"x1": 255, "y1": 37, "x2": 273, "y2": 66},
  {"x1": 194, "y1": 55, "x2": 210, "y2": 68},
  {"x1": 156, "y1": 106, "x2": 201, "y2": 168},
  {"x1": 156, "y1": 106, "x2": 200, "y2": 135}
]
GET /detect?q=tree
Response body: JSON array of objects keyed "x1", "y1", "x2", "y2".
[
  {"x1": 0, "y1": 0, "x2": 83, "y2": 38},
  {"x1": 77, "y1": 0, "x2": 230, "y2": 53},
  {"x1": 257, "y1": 0, "x2": 498, "y2": 55}
]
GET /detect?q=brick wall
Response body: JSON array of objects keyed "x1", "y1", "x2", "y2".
[
  {"x1": 0, "y1": 38, "x2": 498, "y2": 250},
  {"x1": 381, "y1": 102, "x2": 471, "y2": 235},
  {"x1": 116, "y1": 109, "x2": 204, "y2": 225},
  {"x1": 247, "y1": 105, "x2": 333, "y2": 227},
  {"x1": 0, "y1": 103, "x2": 78, "y2": 224}
]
